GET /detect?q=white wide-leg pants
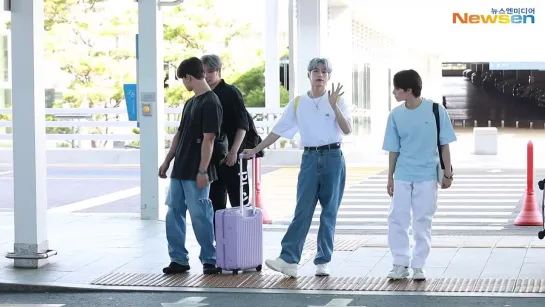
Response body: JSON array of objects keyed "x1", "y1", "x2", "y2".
[{"x1": 388, "y1": 180, "x2": 438, "y2": 269}]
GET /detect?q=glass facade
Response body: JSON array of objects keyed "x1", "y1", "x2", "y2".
[{"x1": 349, "y1": 17, "x2": 436, "y2": 138}]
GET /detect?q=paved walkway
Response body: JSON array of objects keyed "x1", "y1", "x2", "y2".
[{"x1": 1, "y1": 213, "x2": 545, "y2": 293}]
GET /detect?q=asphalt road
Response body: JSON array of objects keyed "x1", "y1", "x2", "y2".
[
  {"x1": 1, "y1": 292, "x2": 544, "y2": 307},
  {"x1": 1, "y1": 165, "x2": 545, "y2": 236},
  {"x1": 0, "y1": 166, "x2": 278, "y2": 214}
]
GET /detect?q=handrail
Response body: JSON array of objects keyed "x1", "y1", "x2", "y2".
[{"x1": 158, "y1": 0, "x2": 184, "y2": 7}]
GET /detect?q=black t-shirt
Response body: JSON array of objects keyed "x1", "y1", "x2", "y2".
[
  {"x1": 212, "y1": 80, "x2": 249, "y2": 152},
  {"x1": 170, "y1": 91, "x2": 223, "y2": 182}
]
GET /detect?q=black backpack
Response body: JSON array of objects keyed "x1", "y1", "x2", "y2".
[{"x1": 242, "y1": 109, "x2": 264, "y2": 158}]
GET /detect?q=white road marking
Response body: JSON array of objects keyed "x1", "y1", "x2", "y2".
[
  {"x1": 309, "y1": 299, "x2": 363, "y2": 307},
  {"x1": 162, "y1": 297, "x2": 208, "y2": 307},
  {"x1": 264, "y1": 224, "x2": 504, "y2": 231},
  {"x1": 48, "y1": 187, "x2": 140, "y2": 213},
  {"x1": 317, "y1": 211, "x2": 513, "y2": 216}
]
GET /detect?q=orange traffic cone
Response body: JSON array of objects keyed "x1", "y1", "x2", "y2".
[
  {"x1": 514, "y1": 191, "x2": 542, "y2": 226},
  {"x1": 514, "y1": 141, "x2": 543, "y2": 226},
  {"x1": 253, "y1": 158, "x2": 272, "y2": 224}
]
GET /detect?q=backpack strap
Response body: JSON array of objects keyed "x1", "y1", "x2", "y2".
[
  {"x1": 294, "y1": 96, "x2": 301, "y2": 110},
  {"x1": 432, "y1": 102, "x2": 445, "y2": 170}
]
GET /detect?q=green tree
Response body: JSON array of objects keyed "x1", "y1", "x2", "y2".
[
  {"x1": 233, "y1": 64, "x2": 289, "y2": 108},
  {"x1": 44, "y1": 0, "x2": 136, "y2": 147},
  {"x1": 162, "y1": 0, "x2": 250, "y2": 106},
  {"x1": 41, "y1": 0, "x2": 254, "y2": 148}
]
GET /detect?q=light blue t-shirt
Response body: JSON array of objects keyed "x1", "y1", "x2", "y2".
[{"x1": 382, "y1": 98, "x2": 457, "y2": 182}]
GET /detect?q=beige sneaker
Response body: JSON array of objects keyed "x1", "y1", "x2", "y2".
[
  {"x1": 265, "y1": 257, "x2": 298, "y2": 278},
  {"x1": 315, "y1": 264, "x2": 330, "y2": 276},
  {"x1": 412, "y1": 268, "x2": 426, "y2": 280},
  {"x1": 387, "y1": 265, "x2": 410, "y2": 280}
]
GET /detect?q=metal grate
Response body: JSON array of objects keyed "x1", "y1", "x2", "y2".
[
  {"x1": 91, "y1": 273, "x2": 545, "y2": 293},
  {"x1": 303, "y1": 238, "x2": 365, "y2": 251}
]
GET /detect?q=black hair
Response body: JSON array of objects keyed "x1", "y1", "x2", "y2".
[
  {"x1": 176, "y1": 57, "x2": 205, "y2": 80},
  {"x1": 393, "y1": 69, "x2": 422, "y2": 97}
]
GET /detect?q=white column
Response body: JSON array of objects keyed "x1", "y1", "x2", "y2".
[
  {"x1": 138, "y1": 0, "x2": 166, "y2": 220},
  {"x1": 264, "y1": 0, "x2": 280, "y2": 108},
  {"x1": 369, "y1": 61, "x2": 390, "y2": 142},
  {"x1": 288, "y1": 0, "x2": 297, "y2": 99},
  {"x1": 328, "y1": 5, "x2": 352, "y2": 107},
  {"x1": 424, "y1": 54, "x2": 443, "y2": 104},
  {"x1": 296, "y1": 0, "x2": 328, "y2": 94},
  {"x1": 8, "y1": 0, "x2": 55, "y2": 268}
]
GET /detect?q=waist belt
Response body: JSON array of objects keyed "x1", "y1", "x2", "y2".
[{"x1": 304, "y1": 143, "x2": 341, "y2": 151}]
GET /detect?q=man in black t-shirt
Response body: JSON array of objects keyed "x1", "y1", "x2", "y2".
[
  {"x1": 201, "y1": 55, "x2": 250, "y2": 218},
  {"x1": 158, "y1": 57, "x2": 223, "y2": 275}
]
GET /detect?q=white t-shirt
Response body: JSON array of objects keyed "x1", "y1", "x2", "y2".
[{"x1": 272, "y1": 92, "x2": 352, "y2": 147}]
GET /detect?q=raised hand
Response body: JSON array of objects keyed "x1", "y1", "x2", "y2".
[{"x1": 328, "y1": 82, "x2": 344, "y2": 107}]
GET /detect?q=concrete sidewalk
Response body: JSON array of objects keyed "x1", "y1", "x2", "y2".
[{"x1": 1, "y1": 213, "x2": 545, "y2": 293}]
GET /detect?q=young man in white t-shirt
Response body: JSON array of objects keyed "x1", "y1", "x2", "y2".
[{"x1": 243, "y1": 58, "x2": 353, "y2": 278}]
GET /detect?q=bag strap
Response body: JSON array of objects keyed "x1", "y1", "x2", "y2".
[{"x1": 433, "y1": 102, "x2": 445, "y2": 170}]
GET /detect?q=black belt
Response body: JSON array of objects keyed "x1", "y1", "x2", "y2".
[{"x1": 304, "y1": 143, "x2": 341, "y2": 151}]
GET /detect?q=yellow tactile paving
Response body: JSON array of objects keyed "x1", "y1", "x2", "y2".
[
  {"x1": 258, "y1": 167, "x2": 385, "y2": 220},
  {"x1": 91, "y1": 272, "x2": 545, "y2": 293}
]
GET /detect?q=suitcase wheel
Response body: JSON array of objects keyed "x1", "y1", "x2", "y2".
[
  {"x1": 256, "y1": 265, "x2": 262, "y2": 272},
  {"x1": 232, "y1": 269, "x2": 239, "y2": 275},
  {"x1": 538, "y1": 230, "x2": 545, "y2": 240}
]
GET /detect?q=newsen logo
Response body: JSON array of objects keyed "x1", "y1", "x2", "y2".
[{"x1": 453, "y1": 12, "x2": 535, "y2": 24}]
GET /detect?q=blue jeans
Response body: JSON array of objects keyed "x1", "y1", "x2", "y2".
[
  {"x1": 165, "y1": 179, "x2": 216, "y2": 265},
  {"x1": 279, "y1": 148, "x2": 346, "y2": 265}
]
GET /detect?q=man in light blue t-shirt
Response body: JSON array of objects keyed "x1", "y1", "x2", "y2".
[{"x1": 382, "y1": 69, "x2": 457, "y2": 281}]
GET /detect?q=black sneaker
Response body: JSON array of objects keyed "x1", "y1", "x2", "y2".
[
  {"x1": 163, "y1": 262, "x2": 190, "y2": 274},
  {"x1": 203, "y1": 263, "x2": 220, "y2": 275}
]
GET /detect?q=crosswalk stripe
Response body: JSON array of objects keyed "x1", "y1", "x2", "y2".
[
  {"x1": 342, "y1": 193, "x2": 520, "y2": 197},
  {"x1": 276, "y1": 217, "x2": 509, "y2": 223},
  {"x1": 355, "y1": 183, "x2": 526, "y2": 187},
  {"x1": 264, "y1": 171, "x2": 532, "y2": 232},
  {"x1": 264, "y1": 224, "x2": 505, "y2": 231},
  {"x1": 340, "y1": 198, "x2": 518, "y2": 203},
  {"x1": 369, "y1": 174, "x2": 528, "y2": 178},
  {"x1": 316, "y1": 211, "x2": 513, "y2": 216},
  {"x1": 364, "y1": 178, "x2": 526, "y2": 182},
  {"x1": 329, "y1": 205, "x2": 516, "y2": 209},
  {"x1": 349, "y1": 187, "x2": 524, "y2": 192}
]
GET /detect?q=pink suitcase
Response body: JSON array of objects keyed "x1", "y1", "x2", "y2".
[{"x1": 215, "y1": 154, "x2": 263, "y2": 274}]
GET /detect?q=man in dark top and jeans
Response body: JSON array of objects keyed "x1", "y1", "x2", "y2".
[
  {"x1": 158, "y1": 57, "x2": 223, "y2": 275},
  {"x1": 201, "y1": 55, "x2": 250, "y2": 216}
]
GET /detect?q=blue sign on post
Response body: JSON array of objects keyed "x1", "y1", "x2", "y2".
[
  {"x1": 123, "y1": 83, "x2": 138, "y2": 127},
  {"x1": 490, "y1": 62, "x2": 545, "y2": 71}
]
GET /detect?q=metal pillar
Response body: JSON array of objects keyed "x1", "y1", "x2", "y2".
[{"x1": 7, "y1": 0, "x2": 57, "y2": 268}]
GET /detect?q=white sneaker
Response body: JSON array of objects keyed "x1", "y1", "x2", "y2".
[
  {"x1": 265, "y1": 257, "x2": 298, "y2": 278},
  {"x1": 412, "y1": 268, "x2": 426, "y2": 280},
  {"x1": 315, "y1": 264, "x2": 330, "y2": 276},
  {"x1": 387, "y1": 265, "x2": 410, "y2": 280}
]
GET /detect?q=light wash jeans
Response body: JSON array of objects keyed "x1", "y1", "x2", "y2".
[
  {"x1": 165, "y1": 179, "x2": 216, "y2": 265},
  {"x1": 279, "y1": 148, "x2": 346, "y2": 265}
]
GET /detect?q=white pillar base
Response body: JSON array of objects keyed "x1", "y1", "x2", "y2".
[{"x1": 6, "y1": 241, "x2": 57, "y2": 269}]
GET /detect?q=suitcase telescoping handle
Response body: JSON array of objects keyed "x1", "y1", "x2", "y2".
[{"x1": 238, "y1": 153, "x2": 256, "y2": 215}]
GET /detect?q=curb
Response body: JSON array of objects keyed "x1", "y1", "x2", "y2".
[{"x1": 0, "y1": 281, "x2": 108, "y2": 293}]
